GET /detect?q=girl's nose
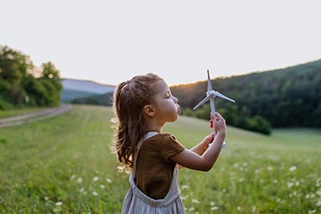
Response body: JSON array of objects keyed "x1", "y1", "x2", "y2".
[{"x1": 174, "y1": 96, "x2": 178, "y2": 103}]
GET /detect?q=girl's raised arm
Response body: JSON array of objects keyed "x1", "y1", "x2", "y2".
[{"x1": 170, "y1": 113, "x2": 226, "y2": 171}]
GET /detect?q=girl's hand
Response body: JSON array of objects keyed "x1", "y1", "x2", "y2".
[
  {"x1": 210, "y1": 112, "x2": 226, "y2": 135},
  {"x1": 202, "y1": 132, "x2": 214, "y2": 147}
]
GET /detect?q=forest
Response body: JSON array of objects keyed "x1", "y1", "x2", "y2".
[
  {"x1": 0, "y1": 46, "x2": 62, "y2": 109},
  {"x1": 171, "y1": 60, "x2": 321, "y2": 134}
]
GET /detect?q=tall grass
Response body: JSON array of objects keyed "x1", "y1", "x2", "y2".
[{"x1": 0, "y1": 105, "x2": 320, "y2": 213}]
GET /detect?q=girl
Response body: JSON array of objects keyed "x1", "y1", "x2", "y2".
[{"x1": 111, "y1": 73, "x2": 226, "y2": 213}]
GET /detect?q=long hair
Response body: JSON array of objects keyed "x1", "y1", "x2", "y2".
[{"x1": 111, "y1": 73, "x2": 163, "y2": 169}]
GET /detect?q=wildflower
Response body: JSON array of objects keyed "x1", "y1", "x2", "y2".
[
  {"x1": 100, "y1": 185, "x2": 105, "y2": 189},
  {"x1": 192, "y1": 199, "x2": 200, "y2": 204},
  {"x1": 92, "y1": 191, "x2": 98, "y2": 196},
  {"x1": 289, "y1": 166, "x2": 297, "y2": 171},
  {"x1": 106, "y1": 178, "x2": 112, "y2": 183},
  {"x1": 181, "y1": 185, "x2": 189, "y2": 190},
  {"x1": 70, "y1": 174, "x2": 76, "y2": 180},
  {"x1": 56, "y1": 202, "x2": 63, "y2": 206},
  {"x1": 77, "y1": 177, "x2": 83, "y2": 183},
  {"x1": 188, "y1": 207, "x2": 195, "y2": 212},
  {"x1": 181, "y1": 195, "x2": 188, "y2": 200},
  {"x1": 211, "y1": 206, "x2": 218, "y2": 210},
  {"x1": 287, "y1": 182, "x2": 294, "y2": 188},
  {"x1": 93, "y1": 176, "x2": 99, "y2": 182}
]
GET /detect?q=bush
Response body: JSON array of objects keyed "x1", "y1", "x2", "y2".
[
  {"x1": 0, "y1": 96, "x2": 13, "y2": 110},
  {"x1": 246, "y1": 115, "x2": 272, "y2": 135}
]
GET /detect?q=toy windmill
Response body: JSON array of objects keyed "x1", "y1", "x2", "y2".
[{"x1": 193, "y1": 70, "x2": 235, "y2": 148}]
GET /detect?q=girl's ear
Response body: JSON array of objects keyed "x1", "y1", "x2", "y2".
[{"x1": 143, "y1": 105, "x2": 155, "y2": 117}]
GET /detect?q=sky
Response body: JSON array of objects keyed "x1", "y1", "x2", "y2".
[{"x1": 2, "y1": 0, "x2": 321, "y2": 86}]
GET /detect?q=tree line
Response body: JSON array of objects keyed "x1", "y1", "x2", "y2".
[
  {"x1": 171, "y1": 60, "x2": 321, "y2": 135},
  {"x1": 68, "y1": 59, "x2": 321, "y2": 135},
  {"x1": 0, "y1": 46, "x2": 62, "y2": 109}
]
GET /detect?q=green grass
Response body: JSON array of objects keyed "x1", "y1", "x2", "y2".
[{"x1": 0, "y1": 105, "x2": 320, "y2": 213}]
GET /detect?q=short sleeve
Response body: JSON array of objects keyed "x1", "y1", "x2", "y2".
[{"x1": 158, "y1": 133, "x2": 185, "y2": 161}]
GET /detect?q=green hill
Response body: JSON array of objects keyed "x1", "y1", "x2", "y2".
[{"x1": 171, "y1": 59, "x2": 321, "y2": 129}]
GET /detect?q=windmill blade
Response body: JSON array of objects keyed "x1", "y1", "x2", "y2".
[
  {"x1": 213, "y1": 91, "x2": 235, "y2": 103},
  {"x1": 193, "y1": 95, "x2": 211, "y2": 110},
  {"x1": 207, "y1": 69, "x2": 212, "y2": 91}
]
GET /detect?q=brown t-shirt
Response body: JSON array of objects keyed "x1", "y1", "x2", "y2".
[{"x1": 134, "y1": 133, "x2": 185, "y2": 199}]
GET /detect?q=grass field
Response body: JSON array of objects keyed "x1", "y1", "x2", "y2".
[{"x1": 0, "y1": 105, "x2": 320, "y2": 213}]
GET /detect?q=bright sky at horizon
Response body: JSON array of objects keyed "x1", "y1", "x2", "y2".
[{"x1": 2, "y1": 0, "x2": 321, "y2": 86}]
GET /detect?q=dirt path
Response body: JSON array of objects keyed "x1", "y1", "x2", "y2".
[{"x1": 0, "y1": 104, "x2": 72, "y2": 128}]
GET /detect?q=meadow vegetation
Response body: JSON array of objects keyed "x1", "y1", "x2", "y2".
[{"x1": 0, "y1": 105, "x2": 320, "y2": 213}]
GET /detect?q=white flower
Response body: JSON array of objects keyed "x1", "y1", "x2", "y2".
[
  {"x1": 287, "y1": 182, "x2": 294, "y2": 188},
  {"x1": 70, "y1": 174, "x2": 76, "y2": 180},
  {"x1": 56, "y1": 202, "x2": 63, "y2": 206},
  {"x1": 289, "y1": 166, "x2": 297, "y2": 171},
  {"x1": 93, "y1": 176, "x2": 99, "y2": 182},
  {"x1": 92, "y1": 191, "x2": 98, "y2": 196},
  {"x1": 188, "y1": 207, "x2": 195, "y2": 211},
  {"x1": 181, "y1": 195, "x2": 188, "y2": 200},
  {"x1": 77, "y1": 177, "x2": 83, "y2": 183},
  {"x1": 181, "y1": 185, "x2": 189, "y2": 190},
  {"x1": 211, "y1": 206, "x2": 218, "y2": 210},
  {"x1": 192, "y1": 199, "x2": 200, "y2": 204},
  {"x1": 100, "y1": 185, "x2": 105, "y2": 189},
  {"x1": 106, "y1": 178, "x2": 112, "y2": 183}
]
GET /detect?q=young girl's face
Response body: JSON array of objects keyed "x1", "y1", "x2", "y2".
[{"x1": 152, "y1": 80, "x2": 180, "y2": 123}]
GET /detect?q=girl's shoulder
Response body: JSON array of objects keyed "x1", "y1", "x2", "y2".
[
  {"x1": 147, "y1": 132, "x2": 178, "y2": 143},
  {"x1": 143, "y1": 132, "x2": 185, "y2": 156}
]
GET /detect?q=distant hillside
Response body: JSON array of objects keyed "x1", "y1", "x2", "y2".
[
  {"x1": 171, "y1": 58, "x2": 321, "y2": 130},
  {"x1": 61, "y1": 78, "x2": 115, "y2": 102}
]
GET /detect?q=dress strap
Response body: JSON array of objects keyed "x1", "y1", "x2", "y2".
[{"x1": 132, "y1": 132, "x2": 158, "y2": 178}]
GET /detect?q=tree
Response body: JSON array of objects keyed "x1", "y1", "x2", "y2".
[
  {"x1": 0, "y1": 45, "x2": 34, "y2": 105},
  {"x1": 0, "y1": 46, "x2": 63, "y2": 108}
]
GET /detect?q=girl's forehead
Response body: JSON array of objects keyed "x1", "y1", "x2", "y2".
[{"x1": 152, "y1": 80, "x2": 169, "y2": 92}]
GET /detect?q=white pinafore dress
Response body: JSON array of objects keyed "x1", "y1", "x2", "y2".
[{"x1": 121, "y1": 132, "x2": 185, "y2": 214}]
